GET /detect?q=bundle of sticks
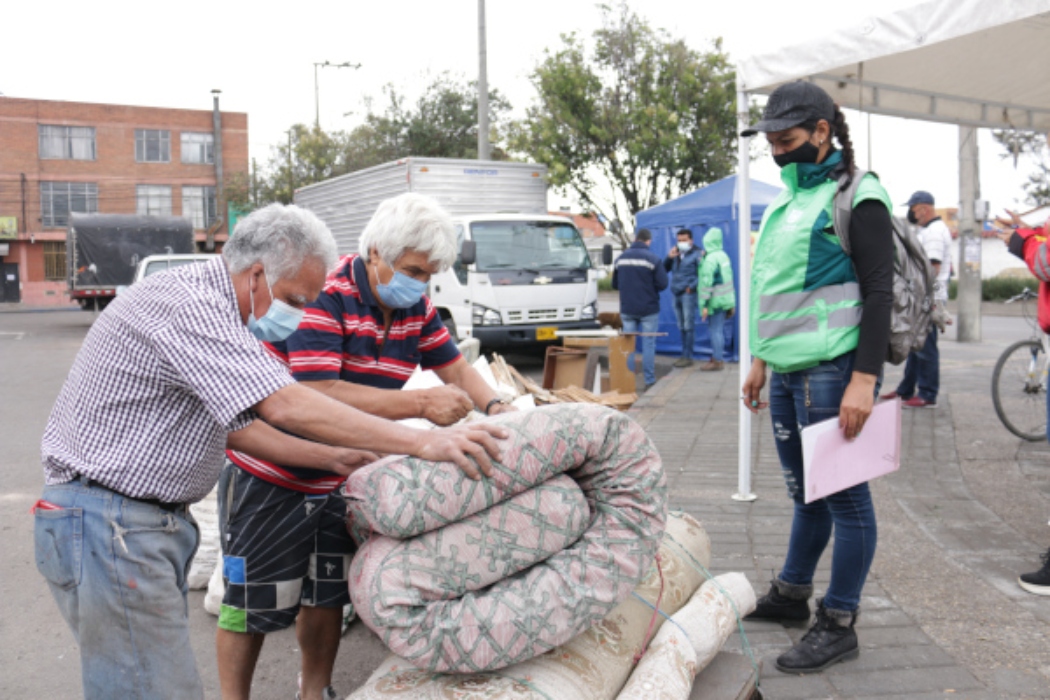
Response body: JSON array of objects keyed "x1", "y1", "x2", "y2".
[{"x1": 488, "y1": 353, "x2": 637, "y2": 410}]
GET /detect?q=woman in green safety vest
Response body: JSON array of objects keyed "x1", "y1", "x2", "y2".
[{"x1": 739, "y1": 81, "x2": 895, "y2": 675}]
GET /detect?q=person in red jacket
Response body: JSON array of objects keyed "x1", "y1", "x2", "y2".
[{"x1": 999, "y1": 209, "x2": 1050, "y2": 596}]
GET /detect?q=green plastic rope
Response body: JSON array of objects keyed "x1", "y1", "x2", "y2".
[{"x1": 662, "y1": 523, "x2": 761, "y2": 685}]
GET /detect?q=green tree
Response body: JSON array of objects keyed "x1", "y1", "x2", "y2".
[
  {"x1": 369, "y1": 75, "x2": 513, "y2": 160},
  {"x1": 246, "y1": 75, "x2": 514, "y2": 210},
  {"x1": 994, "y1": 129, "x2": 1050, "y2": 206},
  {"x1": 511, "y1": 2, "x2": 747, "y2": 245}
]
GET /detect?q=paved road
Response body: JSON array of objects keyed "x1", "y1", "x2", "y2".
[{"x1": 3, "y1": 307, "x2": 1049, "y2": 698}]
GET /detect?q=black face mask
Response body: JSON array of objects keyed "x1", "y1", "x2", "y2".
[
  {"x1": 773, "y1": 140, "x2": 821, "y2": 168},
  {"x1": 907, "y1": 209, "x2": 918, "y2": 224}
]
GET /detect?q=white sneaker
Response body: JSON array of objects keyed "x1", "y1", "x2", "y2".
[
  {"x1": 296, "y1": 673, "x2": 338, "y2": 700},
  {"x1": 295, "y1": 685, "x2": 337, "y2": 700}
]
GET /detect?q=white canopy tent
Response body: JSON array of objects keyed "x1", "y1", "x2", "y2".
[{"x1": 732, "y1": 0, "x2": 1050, "y2": 500}]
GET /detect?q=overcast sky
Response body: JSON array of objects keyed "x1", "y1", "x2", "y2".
[{"x1": 4, "y1": 0, "x2": 1040, "y2": 216}]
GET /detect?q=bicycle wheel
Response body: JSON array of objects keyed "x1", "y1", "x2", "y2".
[{"x1": 992, "y1": 339, "x2": 1048, "y2": 441}]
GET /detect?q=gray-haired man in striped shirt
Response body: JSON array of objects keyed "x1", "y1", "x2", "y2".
[{"x1": 34, "y1": 203, "x2": 506, "y2": 700}]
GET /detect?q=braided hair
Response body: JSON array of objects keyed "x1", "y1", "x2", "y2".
[{"x1": 831, "y1": 105, "x2": 856, "y2": 178}]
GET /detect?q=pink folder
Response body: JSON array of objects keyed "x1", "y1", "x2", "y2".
[{"x1": 800, "y1": 398, "x2": 902, "y2": 503}]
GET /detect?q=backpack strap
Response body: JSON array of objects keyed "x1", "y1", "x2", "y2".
[{"x1": 831, "y1": 169, "x2": 869, "y2": 257}]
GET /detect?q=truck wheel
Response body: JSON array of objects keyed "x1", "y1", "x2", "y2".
[{"x1": 443, "y1": 317, "x2": 458, "y2": 341}]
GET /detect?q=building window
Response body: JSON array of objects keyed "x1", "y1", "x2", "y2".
[
  {"x1": 182, "y1": 186, "x2": 218, "y2": 229},
  {"x1": 137, "y1": 185, "x2": 172, "y2": 216},
  {"x1": 181, "y1": 132, "x2": 214, "y2": 164},
  {"x1": 40, "y1": 182, "x2": 99, "y2": 228},
  {"x1": 44, "y1": 242, "x2": 66, "y2": 281},
  {"x1": 39, "y1": 125, "x2": 96, "y2": 160},
  {"x1": 135, "y1": 129, "x2": 171, "y2": 163}
]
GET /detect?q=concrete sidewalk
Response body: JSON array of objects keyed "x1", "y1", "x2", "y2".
[{"x1": 630, "y1": 319, "x2": 1050, "y2": 699}]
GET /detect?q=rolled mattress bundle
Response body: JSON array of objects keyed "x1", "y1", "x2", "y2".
[
  {"x1": 343, "y1": 403, "x2": 668, "y2": 674},
  {"x1": 345, "y1": 510, "x2": 717, "y2": 700}
]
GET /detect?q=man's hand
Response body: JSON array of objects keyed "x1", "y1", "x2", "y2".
[
  {"x1": 417, "y1": 423, "x2": 508, "y2": 480},
  {"x1": 995, "y1": 209, "x2": 1026, "y2": 230},
  {"x1": 417, "y1": 385, "x2": 473, "y2": 426},
  {"x1": 839, "y1": 372, "x2": 876, "y2": 440},
  {"x1": 726, "y1": 307, "x2": 735, "y2": 320},
  {"x1": 668, "y1": 246, "x2": 679, "y2": 258},
  {"x1": 487, "y1": 401, "x2": 518, "y2": 416},
  {"x1": 322, "y1": 448, "x2": 380, "y2": 476},
  {"x1": 701, "y1": 308, "x2": 709, "y2": 322},
  {"x1": 741, "y1": 358, "x2": 768, "y2": 414}
]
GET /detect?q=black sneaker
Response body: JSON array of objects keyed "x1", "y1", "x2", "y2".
[
  {"x1": 745, "y1": 579, "x2": 812, "y2": 627},
  {"x1": 1018, "y1": 547, "x2": 1050, "y2": 596},
  {"x1": 775, "y1": 599, "x2": 859, "y2": 674}
]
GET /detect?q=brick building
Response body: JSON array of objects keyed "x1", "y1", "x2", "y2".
[{"x1": 0, "y1": 96, "x2": 248, "y2": 306}]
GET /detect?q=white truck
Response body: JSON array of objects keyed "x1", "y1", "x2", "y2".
[{"x1": 294, "y1": 157, "x2": 608, "y2": 349}]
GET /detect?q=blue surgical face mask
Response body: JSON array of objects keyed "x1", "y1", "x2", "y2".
[
  {"x1": 676, "y1": 241, "x2": 692, "y2": 252},
  {"x1": 247, "y1": 273, "x2": 304, "y2": 342},
  {"x1": 374, "y1": 264, "x2": 427, "y2": 309}
]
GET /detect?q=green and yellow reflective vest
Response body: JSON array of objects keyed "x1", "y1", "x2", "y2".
[{"x1": 750, "y1": 154, "x2": 892, "y2": 374}]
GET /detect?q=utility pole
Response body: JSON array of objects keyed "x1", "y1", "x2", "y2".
[
  {"x1": 477, "y1": 0, "x2": 491, "y2": 161},
  {"x1": 210, "y1": 89, "x2": 223, "y2": 252},
  {"x1": 287, "y1": 129, "x2": 294, "y2": 202},
  {"x1": 314, "y1": 60, "x2": 361, "y2": 130}
]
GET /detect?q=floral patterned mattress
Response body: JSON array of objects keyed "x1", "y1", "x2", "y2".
[{"x1": 343, "y1": 404, "x2": 667, "y2": 673}]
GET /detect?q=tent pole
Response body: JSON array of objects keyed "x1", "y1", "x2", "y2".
[
  {"x1": 956, "y1": 125, "x2": 982, "y2": 342},
  {"x1": 733, "y1": 87, "x2": 757, "y2": 503}
]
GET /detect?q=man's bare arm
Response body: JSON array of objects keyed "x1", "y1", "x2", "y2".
[
  {"x1": 254, "y1": 383, "x2": 506, "y2": 479},
  {"x1": 226, "y1": 419, "x2": 378, "y2": 476}
]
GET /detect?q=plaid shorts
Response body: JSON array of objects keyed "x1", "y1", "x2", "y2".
[{"x1": 216, "y1": 462, "x2": 354, "y2": 634}]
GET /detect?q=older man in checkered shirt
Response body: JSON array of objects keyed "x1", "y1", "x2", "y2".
[{"x1": 33, "y1": 204, "x2": 505, "y2": 700}]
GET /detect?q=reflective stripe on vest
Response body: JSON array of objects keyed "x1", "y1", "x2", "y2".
[
  {"x1": 759, "y1": 282, "x2": 860, "y2": 315},
  {"x1": 710, "y1": 282, "x2": 735, "y2": 296},
  {"x1": 756, "y1": 282, "x2": 862, "y2": 340}
]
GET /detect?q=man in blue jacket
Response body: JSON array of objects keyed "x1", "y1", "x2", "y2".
[
  {"x1": 663, "y1": 228, "x2": 704, "y2": 368},
  {"x1": 612, "y1": 228, "x2": 668, "y2": 390}
]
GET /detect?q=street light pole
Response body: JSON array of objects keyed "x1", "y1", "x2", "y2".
[
  {"x1": 477, "y1": 0, "x2": 491, "y2": 161},
  {"x1": 313, "y1": 60, "x2": 361, "y2": 130}
]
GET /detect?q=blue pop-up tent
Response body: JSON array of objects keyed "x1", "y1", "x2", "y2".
[{"x1": 634, "y1": 174, "x2": 782, "y2": 361}]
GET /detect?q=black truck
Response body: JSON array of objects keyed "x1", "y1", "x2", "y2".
[{"x1": 67, "y1": 213, "x2": 195, "y2": 310}]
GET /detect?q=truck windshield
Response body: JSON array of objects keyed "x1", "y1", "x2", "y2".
[{"x1": 471, "y1": 221, "x2": 592, "y2": 271}]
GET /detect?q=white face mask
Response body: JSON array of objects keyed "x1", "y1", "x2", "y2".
[{"x1": 677, "y1": 241, "x2": 692, "y2": 252}]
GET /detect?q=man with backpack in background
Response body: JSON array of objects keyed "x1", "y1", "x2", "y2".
[
  {"x1": 663, "y1": 228, "x2": 704, "y2": 368},
  {"x1": 881, "y1": 191, "x2": 953, "y2": 408}
]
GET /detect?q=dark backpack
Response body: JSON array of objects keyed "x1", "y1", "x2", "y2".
[{"x1": 832, "y1": 170, "x2": 937, "y2": 365}]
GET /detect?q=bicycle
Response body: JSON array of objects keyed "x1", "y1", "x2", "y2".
[{"x1": 991, "y1": 287, "x2": 1049, "y2": 441}]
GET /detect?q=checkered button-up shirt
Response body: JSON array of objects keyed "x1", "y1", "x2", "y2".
[{"x1": 41, "y1": 257, "x2": 294, "y2": 503}]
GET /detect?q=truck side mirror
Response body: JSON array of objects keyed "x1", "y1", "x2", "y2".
[
  {"x1": 459, "y1": 239, "x2": 477, "y2": 266},
  {"x1": 602, "y1": 244, "x2": 614, "y2": 266}
]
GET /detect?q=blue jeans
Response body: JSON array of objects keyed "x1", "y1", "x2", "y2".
[
  {"x1": 707, "y1": 309, "x2": 727, "y2": 362},
  {"x1": 768, "y1": 352, "x2": 878, "y2": 613},
  {"x1": 622, "y1": 312, "x2": 660, "y2": 385},
  {"x1": 895, "y1": 326, "x2": 939, "y2": 402},
  {"x1": 34, "y1": 479, "x2": 203, "y2": 699},
  {"x1": 672, "y1": 292, "x2": 698, "y2": 360}
]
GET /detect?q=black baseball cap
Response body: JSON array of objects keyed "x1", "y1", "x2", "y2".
[
  {"x1": 905, "y1": 191, "x2": 935, "y2": 206},
  {"x1": 741, "y1": 81, "x2": 836, "y2": 137}
]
